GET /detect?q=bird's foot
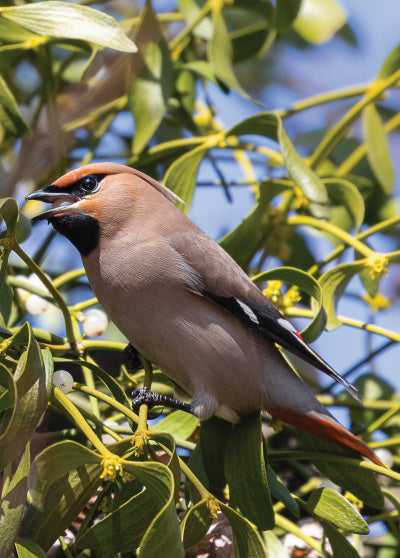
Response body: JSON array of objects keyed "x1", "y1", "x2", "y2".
[
  {"x1": 124, "y1": 343, "x2": 143, "y2": 373},
  {"x1": 131, "y1": 386, "x2": 193, "y2": 414}
]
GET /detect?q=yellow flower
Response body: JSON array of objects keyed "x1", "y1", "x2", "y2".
[
  {"x1": 283, "y1": 286, "x2": 301, "y2": 308},
  {"x1": 263, "y1": 280, "x2": 284, "y2": 309},
  {"x1": 362, "y1": 292, "x2": 391, "y2": 313},
  {"x1": 293, "y1": 186, "x2": 309, "y2": 209},
  {"x1": 100, "y1": 455, "x2": 123, "y2": 481},
  {"x1": 132, "y1": 432, "x2": 149, "y2": 456},
  {"x1": 365, "y1": 253, "x2": 388, "y2": 279},
  {"x1": 207, "y1": 498, "x2": 221, "y2": 519}
]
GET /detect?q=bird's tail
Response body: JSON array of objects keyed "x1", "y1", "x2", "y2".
[{"x1": 268, "y1": 403, "x2": 386, "y2": 468}]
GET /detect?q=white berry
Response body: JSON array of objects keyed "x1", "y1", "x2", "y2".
[
  {"x1": 25, "y1": 293, "x2": 49, "y2": 315},
  {"x1": 83, "y1": 309, "x2": 108, "y2": 337},
  {"x1": 53, "y1": 370, "x2": 74, "y2": 393},
  {"x1": 374, "y1": 447, "x2": 393, "y2": 468}
]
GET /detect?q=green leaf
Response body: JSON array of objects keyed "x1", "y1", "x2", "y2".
[
  {"x1": 349, "y1": 373, "x2": 396, "y2": 429},
  {"x1": 278, "y1": 119, "x2": 330, "y2": 219},
  {"x1": 0, "y1": 17, "x2": 36, "y2": 43},
  {"x1": 220, "y1": 180, "x2": 289, "y2": 268},
  {"x1": 0, "y1": 361, "x2": 14, "y2": 413},
  {"x1": 319, "y1": 261, "x2": 366, "y2": 330},
  {"x1": 359, "y1": 266, "x2": 379, "y2": 298},
  {"x1": 180, "y1": 60, "x2": 220, "y2": 86},
  {"x1": 76, "y1": 477, "x2": 159, "y2": 552},
  {"x1": 253, "y1": 266, "x2": 325, "y2": 342},
  {"x1": 0, "y1": 75, "x2": 30, "y2": 136},
  {"x1": 293, "y1": 0, "x2": 347, "y2": 44},
  {"x1": 227, "y1": 112, "x2": 278, "y2": 140},
  {"x1": 181, "y1": 498, "x2": 213, "y2": 549},
  {"x1": 362, "y1": 104, "x2": 395, "y2": 194},
  {"x1": 150, "y1": 432, "x2": 181, "y2": 501},
  {"x1": 0, "y1": 197, "x2": 19, "y2": 233},
  {"x1": 225, "y1": 413, "x2": 274, "y2": 530},
  {"x1": 323, "y1": 177, "x2": 365, "y2": 231},
  {"x1": 220, "y1": 502, "x2": 266, "y2": 557},
  {"x1": 199, "y1": 417, "x2": 232, "y2": 491},
  {"x1": 0, "y1": 248, "x2": 10, "y2": 301},
  {"x1": 175, "y1": 67, "x2": 196, "y2": 116},
  {"x1": 1, "y1": 1, "x2": 137, "y2": 53},
  {"x1": 130, "y1": 3, "x2": 173, "y2": 155},
  {"x1": 305, "y1": 487, "x2": 369, "y2": 534},
  {"x1": 125, "y1": 461, "x2": 184, "y2": 557},
  {"x1": 208, "y1": 8, "x2": 252, "y2": 100},
  {"x1": 153, "y1": 410, "x2": 199, "y2": 440},
  {"x1": 0, "y1": 445, "x2": 30, "y2": 558},
  {"x1": 0, "y1": 280, "x2": 12, "y2": 327},
  {"x1": 15, "y1": 538, "x2": 47, "y2": 558},
  {"x1": 231, "y1": 25, "x2": 270, "y2": 64},
  {"x1": 164, "y1": 143, "x2": 209, "y2": 211},
  {"x1": 28, "y1": 440, "x2": 101, "y2": 509},
  {"x1": 378, "y1": 43, "x2": 400, "y2": 78},
  {"x1": 187, "y1": 440, "x2": 209, "y2": 501},
  {"x1": 21, "y1": 464, "x2": 101, "y2": 551},
  {"x1": 267, "y1": 465, "x2": 299, "y2": 517},
  {"x1": 323, "y1": 522, "x2": 363, "y2": 558},
  {"x1": 275, "y1": 0, "x2": 302, "y2": 32},
  {"x1": 0, "y1": 327, "x2": 53, "y2": 471},
  {"x1": 15, "y1": 212, "x2": 32, "y2": 243},
  {"x1": 2, "y1": 321, "x2": 30, "y2": 349},
  {"x1": 297, "y1": 431, "x2": 384, "y2": 508}
]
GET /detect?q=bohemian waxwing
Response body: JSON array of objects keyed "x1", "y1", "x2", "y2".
[{"x1": 27, "y1": 162, "x2": 384, "y2": 466}]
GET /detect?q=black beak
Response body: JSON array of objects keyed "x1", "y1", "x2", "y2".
[{"x1": 26, "y1": 189, "x2": 80, "y2": 221}]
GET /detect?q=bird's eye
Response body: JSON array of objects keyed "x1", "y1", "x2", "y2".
[{"x1": 81, "y1": 175, "x2": 99, "y2": 193}]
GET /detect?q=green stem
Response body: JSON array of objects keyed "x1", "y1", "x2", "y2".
[
  {"x1": 287, "y1": 215, "x2": 374, "y2": 257},
  {"x1": 318, "y1": 395, "x2": 400, "y2": 411},
  {"x1": 137, "y1": 356, "x2": 154, "y2": 431},
  {"x1": 364, "y1": 403, "x2": 400, "y2": 435},
  {"x1": 276, "y1": 83, "x2": 370, "y2": 119},
  {"x1": 52, "y1": 387, "x2": 111, "y2": 456},
  {"x1": 169, "y1": 0, "x2": 212, "y2": 51},
  {"x1": 269, "y1": 451, "x2": 400, "y2": 482},
  {"x1": 370, "y1": 437, "x2": 400, "y2": 449},
  {"x1": 74, "y1": 383, "x2": 139, "y2": 424},
  {"x1": 83, "y1": 353, "x2": 101, "y2": 419},
  {"x1": 286, "y1": 306, "x2": 400, "y2": 342},
  {"x1": 52, "y1": 268, "x2": 86, "y2": 288},
  {"x1": 336, "y1": 112, "x2": 400, "y2": 176},
  {"x1": 12, "y1": 243, "x2": 77, "y2": 347},
  {"x1": 309, "y1": 69, "x2": 400, "y2": 169},
  {"x1": 275, "y1": 514, "x2": 322, "y2": 554},
  {"x1": 73, "y1": 297, "x2": 98, "y2": 312},
  {"x1": 307, "y1": 215, "x2": 400, "y2": 275}
]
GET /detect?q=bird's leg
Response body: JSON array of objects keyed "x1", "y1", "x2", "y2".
[
  {"x1": 131, "y1": 386, "x2": 193, "y2": 415},
  {"x1": 124, "y1": 342, "x2": 143, "y2": 373}
]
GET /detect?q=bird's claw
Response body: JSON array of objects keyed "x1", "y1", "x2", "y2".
[{"x1": 131, "y1": 386, "x2": 159, "y2": 411}]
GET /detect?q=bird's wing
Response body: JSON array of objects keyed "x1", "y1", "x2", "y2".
[{"x1": 168, "y1": 230, "x2": 361, "y2": 403}]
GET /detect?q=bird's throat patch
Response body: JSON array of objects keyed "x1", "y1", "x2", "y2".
[{"x1": 50, "y1": 214, "x2": 100, "y2": 256}]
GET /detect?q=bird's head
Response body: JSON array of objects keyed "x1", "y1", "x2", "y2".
[{"x1": 26, "y1": 162, "x2": 182, "y2": 256}]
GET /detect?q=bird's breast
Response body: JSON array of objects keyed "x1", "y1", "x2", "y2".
[{"x1": 82, "y1": 237, "x2": 268, "y2": 416}]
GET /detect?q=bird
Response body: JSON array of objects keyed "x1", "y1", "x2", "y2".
[{"x1": 27, "y1": 162, "x2": 384, "y2": 467}]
